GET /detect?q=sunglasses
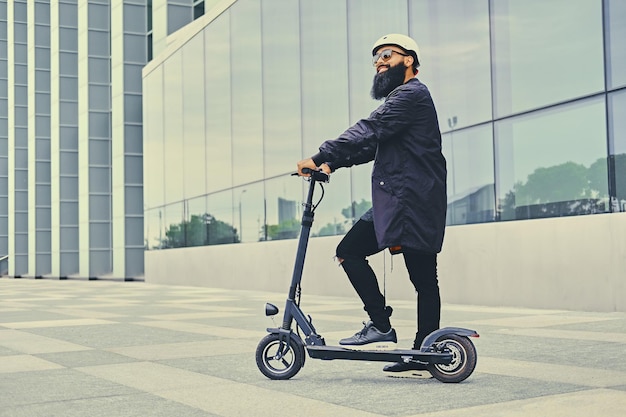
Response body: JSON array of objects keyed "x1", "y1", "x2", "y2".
[{"x1": 372, "y1": 48, "x2": 409, "y2": 66}]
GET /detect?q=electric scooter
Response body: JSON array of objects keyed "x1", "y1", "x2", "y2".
[{"x1": 255, "y1": 169, "x2": 479, "y2": 383}]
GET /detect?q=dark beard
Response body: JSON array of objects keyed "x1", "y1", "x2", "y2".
[{"x1": 370, "y1": 63, "x2": 407, "y2": 100}]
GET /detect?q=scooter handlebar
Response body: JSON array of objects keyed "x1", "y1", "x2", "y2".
[{"x1": 293, "y1": 168, "x2": 330, "y2": 183}]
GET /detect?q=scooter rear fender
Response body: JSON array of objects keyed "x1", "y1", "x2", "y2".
[{"x1": 420, "y1": 327, "x2": 479, "y2": 351}]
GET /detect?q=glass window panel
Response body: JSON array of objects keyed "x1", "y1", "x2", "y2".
[
  {"x1": 443, "y1": 123, "x2": 495, "y2": 225},
  {"x1": 205, "y1": 189, "x2": 236, "y2": 245},
  {"x1": 261, "y1": 0, "x2": 301, "y2": 178},
  {"x1": 124, "y1": 34, "x2": 146, "y2": 63},
  {"x1": 35, "y1": 70, "x2": 50, "y2": 91},
  {"x1": 35, "y1": 115, "x2": 50, "y2": 137},
  {"x1": 204, "y1": 13, "x2": 232, "y2": 193},
  {"x1": 60, "y1": 101, "x2": 78, "y2": 125},
  {"x1": 88, "y1": 4, "x2": 109, "y2": 31},
  {"x1": 143, "y1": 65, "x2": 164, "y2": 209},
  {"x1": 59, "y1": 27, "x2": 78, "y2": 51},
  {"x1": 60, "y1": 127, "x2": 78, "y2": 149},
  {"x1": 163, "y1": 51, "x2": 184, "y2": 203},
  {"x1": 608, "y1": 90, "x2": 626, "y2": 212},
  {"x1": 124, "y1": 94, "x2": 142, "y2": 123},
  {"x1": 182, "y1": 34, "x2": 205, "y2": 198},
  {"x1": 89, "y1": 112, "x2": 110, "y2": 138},
  {"x1": 144, "y1": 208, "x2": 165, "y2": 250},
  {"x1": 167, "y1": 4, "x2": 192, "y2": 35},
  {"x1": 124, "y1": 64, "x2": 143, "y2": 93},
  {"x1": 90, "y1": 195, "x2": 111, "y2": 221},
  {"x1": 35, "y1": 138, "x2": 50, "y2": 159},
  {"x1": 606, "y1": 0, "x2": 626, "y2": 89},
  {"x1": 123, "y1": 4, "x2": 146, "y2": 33},
  {"x1": 235, "y1": 183, "x2": 263, "y2": 244},
  {"x1": 59, "y1": 52, "x2": 78, "y2": 76},
  {"x1": 13, "y1": 44, "x2": 28, "y2": 63},
  {"x1": 185, "y1": 195, "x2": 208, "y2": 246},
  {"x1": 59, "y1": 3, "x2": 78, "y2": 27},
  {"x1": 36, "y1": 161, "x2": 51, "y2": 183},
  {"x1": 125, "y1": 155, "x2": 143, "y2": 185},
  {"x1": 89, "y1": 30, "x2": 110, "y2": 57},
  {"x1": 35, "y1": 47, "x2": 51, "y2": 69},
  {"x1": 491, "y1": 0, "x2": 604, "y2": 117},
  {"x1": 60, "y1": 176, "x2": 78, "y2": 200},
  {"x1": 300, "y1": 0, "x2": 349, "y2": 155},
  {"x1": 89, "y1": 85, "x2": 110, "y2": 110},
  {"x1": 60, "y1": 228, "x2": 79, "y2": 253},
  {"x1": 14, "y1": 86, "x2": 27, "y2": 105},
  {"x1": 36, "y1": 184, "x2": 51, "y2": 204},
  {"x1": 89, "y1": 166, "x2": 111, "y2": 193},
  {"x1": 14, "y1": 2, "x2": 27, "y2": 22},
  {"x1": 124, "y1": 125, "x2": 143, "y2": 154},
  {"x1": 35, "y1": 93, "x2": 50, "y2": 114},
  {"x1": 60, "y1": 76, "x2": 78, "y2": 100},
  {"x1": 230, "y1": 0, "x2": 263, "y2": 185},
  {"x1": 60, "y1": 202, "x2": 79, "y2": 225},
  {"x1": 125, "y1": 217, "x2": 143, "y2": 246},
  {"x1": 14, "y1": 62, "x2": 28, "y2": 83},
  {"x1": 89, "y1": 139, "x2": 110, "y2": 166},
  {"x1": 35, "y1": 3, "x2": 50, "y2": 25},
  {"x1": 260, "y1": 175, "x2": 303, "y2": 240},
  {"x1": 410, "y1": 0, "x2": 491, "y2": 132},
  {"x1": 495, "y1": 97, "x2": 608, "y2": 221},
  {"x1": 35, "y1": 25, "x2": 50, "y2": 48},
  {"x1": 89, "y1": 222, "x2": 111, "y2": 248},
  {"x1": 88, "y1": 57, "x2": 110, "y2": 83},
  {"x1": 59, "y1": 151, "x2": 78, "y2": 175},
  {"x1": 125, "y1": 185, "x2": 143, "y2": 216}
]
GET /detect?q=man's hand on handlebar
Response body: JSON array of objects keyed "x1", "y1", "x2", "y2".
[{"x1": 297, "y1": 159, "x2": 331, "y2": 177}]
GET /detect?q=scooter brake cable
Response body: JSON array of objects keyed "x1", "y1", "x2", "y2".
[{"x1": 312, "y1": 183, "x2": 325, "y2": 211}]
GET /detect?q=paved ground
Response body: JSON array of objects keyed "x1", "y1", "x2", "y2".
[{"x1": 1, "y1": 278, "x2": 625, "y2": 417}]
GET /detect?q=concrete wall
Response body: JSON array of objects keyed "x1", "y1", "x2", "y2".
[{"x1": 145, "y1": 212, "x2": 626, "y2": 312}]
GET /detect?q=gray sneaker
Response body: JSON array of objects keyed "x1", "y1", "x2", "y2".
[{"x1": 339, "y1": 321, "x2": 397, "y2": 351}]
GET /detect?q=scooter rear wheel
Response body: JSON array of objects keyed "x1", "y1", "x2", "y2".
[
  {"x1": 256, "y1": 333, "x2": 305, "y2": 380},
  {"x1": 427, "y1": 334, "x2": 477, "y2": 383}
]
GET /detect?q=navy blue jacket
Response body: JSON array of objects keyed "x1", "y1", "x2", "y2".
[{"x1": 311, "y1": 78, "x2": 447, "y2": 253}]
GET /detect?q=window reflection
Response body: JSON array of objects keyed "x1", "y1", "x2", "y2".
[
  {"x1": 411, "y1": 0, "x2": 491, "y2": 131},
  {"x1": 495, "y1": 97, "x2": 609, "y2": 220},
  {"x1": 206, "y1": 189, "x2": 236, "y2": 245},
  {"x1": 162, "y1": 202, "x2": 184, "y2": 249},
  {"x1": 143, "y1": 0, "x2": 624, "y2": 252},
  {"x1": 491, "y1": 0, "x2": 604, "y2": 117},
  {"x1": 443, "y1": 123, "x2": 495, "y2": 225},
  {"x1": 264, "y1": 175, "x2": 302, "y2": 241},
  {"x1": 605, "y1": 0, "x2": 626, "y2": 89},
  {"x1": 608, "y1": 90, "x2": 626, "y2": 212},
  {"x1": 261, "y1": 0, "x2": 302, "y2": 178}
]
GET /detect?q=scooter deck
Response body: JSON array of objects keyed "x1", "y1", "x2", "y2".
[{"x1": 306, "y1": 345, "x2": 452, "y2": 364}]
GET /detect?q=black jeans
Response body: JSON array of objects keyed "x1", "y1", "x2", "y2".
[{"x1": 336, "y1": 219, "x2": 441, "y2": 348}]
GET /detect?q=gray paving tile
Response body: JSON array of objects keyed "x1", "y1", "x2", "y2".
[
  {"x1": 22, "y1": 323, "x2": 216, "y2": 349},
  {"x1": 35, "y1": 349, "x2": 141, "y2": 368},
  {"x1": 0, "y1": 393, "x2": 218, "y2": 417},
  {"x1": 0, "y1": 368, "x2": 139, "y2": 407}
]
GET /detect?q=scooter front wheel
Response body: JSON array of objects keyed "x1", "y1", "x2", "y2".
[
  {"x1": 256, "y1": 333, "x2": 305, "y2": 380},
  {"x1": 427, "y1": 334, "x2": 477, "y2": 383}
]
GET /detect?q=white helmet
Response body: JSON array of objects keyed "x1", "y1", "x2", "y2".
[{"x1": 372, "y1": 33, "x2": 421, "y2": 69}]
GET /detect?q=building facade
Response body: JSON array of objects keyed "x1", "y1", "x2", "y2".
[
  {"x1": 0, "y1": 0, "x2": 214, "y2": 279},
  {"x1": 143, "y1": 0, "x2": 626, "y2": 311}
]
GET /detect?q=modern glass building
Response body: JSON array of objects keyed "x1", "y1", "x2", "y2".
[
  {"x1": 0, "y1": 0, "x2": 213, "y2": 279},
  {"x1": 142, "y1": 0, "x2": 625, "y2": 312},
  {"x1": 144, "y1": 0, "x2": 626, "y2": 248}
]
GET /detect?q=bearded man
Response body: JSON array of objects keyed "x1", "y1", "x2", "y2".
[{"x1": 297, "y1": 34, "x2": 447, "y2": 375}]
